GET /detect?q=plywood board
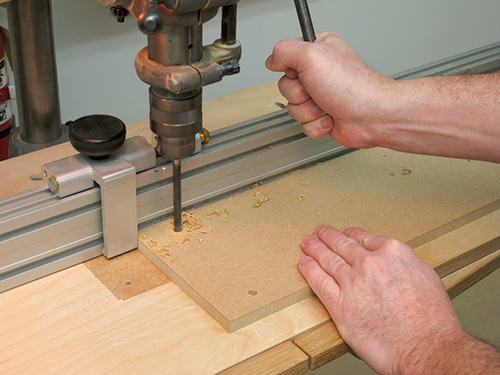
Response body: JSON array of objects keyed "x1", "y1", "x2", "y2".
[
  {"x1": 414, "y1": 209, "x2": 500, "y2": 277},
  {"x1": 0, "y1": 263, "x2": 331, "y2": 375},
  {"x1": 219, "y1": 341, "x2": 309, "y2": 375},
  {"x1": 444, "y1": 249, "x2": 500, "y2": 300},
  {"x1": 139, "y1": 148, "x2": 500, "y2": 331}
]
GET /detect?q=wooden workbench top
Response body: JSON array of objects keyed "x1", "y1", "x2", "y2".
[{"x1": 1, "y1": 82, "x2": 499, "y2": 374}]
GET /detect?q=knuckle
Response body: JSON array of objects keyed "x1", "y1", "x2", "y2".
[
  {"x1": 302, "y1": 238, "x2": 326, "y2": 256},
  {"x1": 382, "y1": 238, "x2": 411, "y2": 256},
  {"x1": 316, "y1": 275, "x2": 336, "y2": 299},
  {"x1": 334, "y1": 236, "x2": 356, "y2": 253},
  {"x1": 358, "y1": 253, "x2": 380, "y2": 271},
  {"x1": 320, "y1": 253, "x2": 341, "y2": 271},
  {"x1": 359, "y1": 233, "x2": 379, "y2": 247},
  {"x1": 273, "y1": 40, "x2": 285, "y2": 55},
  {"x1": 291, "y1": 81, "x2": 308, "y2": 101}
]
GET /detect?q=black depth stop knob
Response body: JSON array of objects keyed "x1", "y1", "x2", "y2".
[{"x1": 69, "y1": 114, "x2": 126, "y2": 159}]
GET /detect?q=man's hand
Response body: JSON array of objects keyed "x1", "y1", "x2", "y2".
[
  {"x1": 266, "y1": 32, "x2": 500, "y2": 163},
  {"x1": 265, "y1": 32, "x2": 392, "y2": 148},
  {"x1": 298, "y1": 225, "x2": 466, "y2": 374}
]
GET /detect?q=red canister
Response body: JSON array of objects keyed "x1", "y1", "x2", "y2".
[{"x1": 0, "y1": 34, "x2": 13, "y2": 161}]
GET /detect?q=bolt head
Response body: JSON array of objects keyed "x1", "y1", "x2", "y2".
[
  {"x1": 167, "y1": 76, "x2": 181, "y2": 94},
  {"x1": 47, "y1": 176, "x2": 59, "y2": 193}
]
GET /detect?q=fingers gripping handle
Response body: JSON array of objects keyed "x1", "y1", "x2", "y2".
[{"x1": 293, "y1": 0, "x2": 316, "y2": 42}]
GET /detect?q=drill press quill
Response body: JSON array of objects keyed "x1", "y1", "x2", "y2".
[{"x1": 130, "y1": 0, "x2": 242, "y2": 231}]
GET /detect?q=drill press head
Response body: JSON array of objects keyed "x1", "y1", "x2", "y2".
[{"x1": 130, "y1": 0, "x2": 241, "y2": 161}]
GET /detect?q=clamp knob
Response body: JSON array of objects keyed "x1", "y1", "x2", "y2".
[{"x1": 69, "y1": 114, "x2": 126, "y2": 159}]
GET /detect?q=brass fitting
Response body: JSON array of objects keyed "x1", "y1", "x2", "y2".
[{"x1": 199, "y1": 128, "x2": 210, "y2": 145}]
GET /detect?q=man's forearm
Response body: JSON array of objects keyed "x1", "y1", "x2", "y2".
[
  {"x1": 400, "y1": 330, "x2": 500, "y2": 375},
  {"x1": 374, "y1": 73, "x2": 500, "y2": 163}
]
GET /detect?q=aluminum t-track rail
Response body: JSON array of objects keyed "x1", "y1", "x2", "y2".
[{"x1": 1, "y1": 40, "x2": 500, "y2": 293}]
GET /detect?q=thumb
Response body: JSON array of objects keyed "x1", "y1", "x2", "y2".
[{"x1": 265, "y1": 39, "x2": 310, "y2": 73}]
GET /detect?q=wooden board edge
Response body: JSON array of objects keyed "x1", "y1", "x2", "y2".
[
  {"x1": 435, "y1": 235, "x2": 500, "y2": 278},
  {"x1": 406, "y1": 199, "x2": 500, "y2": 248},
  {"x1": 413, "y1": 209, "x2": 500, "y2": 277},
  {"x1": 137, "y1": 239, "x2": 232, "y2": 331},
  {"x1": 217, "y1": 341, "x2": 309, "y2": 375},
  {"x1": 229, "y1": 287, "x2": 315, "y2": 332},
  {"x1": 445, "y1": 249, "x2": 500, "y2": 300},
  {"x1": 293, "y1": 321, "x2": 350, "y2": 371}
]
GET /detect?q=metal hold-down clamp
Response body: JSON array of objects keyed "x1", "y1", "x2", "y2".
[{"x1": 42, "y1": 115, "x2": 156, "y2": 258}]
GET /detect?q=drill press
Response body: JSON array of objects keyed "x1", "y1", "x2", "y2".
[{"x1": 131, "y1": 0, "x2": 241, "y2": 231}]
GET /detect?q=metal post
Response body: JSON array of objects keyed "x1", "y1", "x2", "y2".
[{"x1": 7, "y1": 0, "x2": 64, "y2": 153}]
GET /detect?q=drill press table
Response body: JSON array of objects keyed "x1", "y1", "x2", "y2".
[{"x1": 1, "y1": 82, "x2": 500, "y2": 374}]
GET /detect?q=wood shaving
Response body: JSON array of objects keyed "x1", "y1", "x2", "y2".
[
  {"x1": 302, "y1": 182, "x2": 309, "y2": 186},
  {"x1": 252, "y1": 192, "x2": 270, "y2": 208},
  {"x1": 401, "y1": 167, "x2": 412, "y2": 176},
  {"x1": 207, "y1": 208, "x2": 229, "y2": 219},
  {"x1": 298, "y1": 194, "x2": 306, "y2": 201},
  {"x1": 182, "y1": 238, "x2": 192, "y2": 244},
  {"x1": 181, "y1": 212, "x2": 203, "y2": 232},
  {"x1": 208, "y1": 209, "x2": 222, "y2": 217},
  {"x1": 158, "y1": 246, "x2": 171, "y2": 257},
  {"x1": 249, "y1": 181, "x2": 263, "y2": 189},
  {"x1": 197, "y1": 238, "x2": 203, "y2": 244},
  {"x1": 201, "y1": 227, "x2": 212, "y2": 234}
]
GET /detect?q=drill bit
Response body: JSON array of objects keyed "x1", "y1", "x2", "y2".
[{"x1": 173, "y1": 158, "x2": 182, "y2": 232}]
